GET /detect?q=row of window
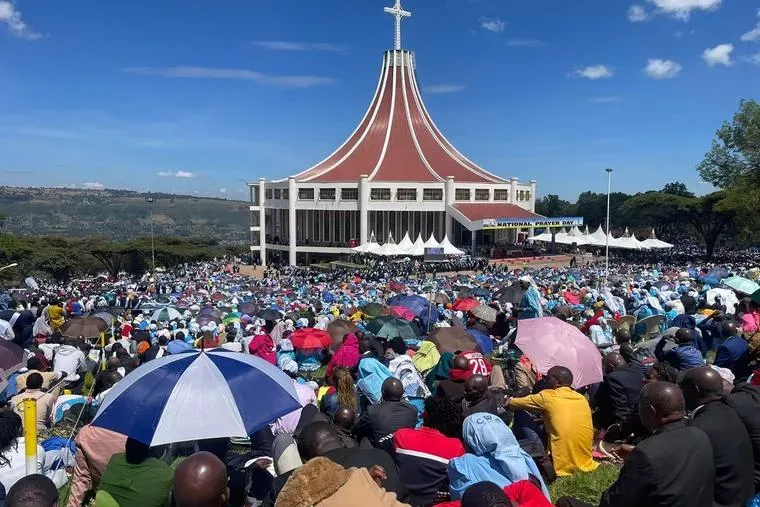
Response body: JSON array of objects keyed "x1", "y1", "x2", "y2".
[{"x1": 263, "y1": 187, "x2": 530, "y2": 202}]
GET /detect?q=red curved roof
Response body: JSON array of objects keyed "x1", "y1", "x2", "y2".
[{"x1": 294, "y1": 50, "x2": 506, "y2": 184}]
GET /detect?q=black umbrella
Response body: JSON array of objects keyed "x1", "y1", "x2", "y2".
[
  {"x1": 495, "y1": 285, "x2": 526, "y2": 306},
  {"x1": 60, "y1": 317, "x2": 109, "y2": 338},
  {"x1": 257, "y1": 309, "x2": 282, "y2": 321},
  {"x1": 0, "y1": 340, "x2": 27, "y2": 380}
]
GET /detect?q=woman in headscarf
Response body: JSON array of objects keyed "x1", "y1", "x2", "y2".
[
  {"x1": 325, "y1": 333, "x2": 361, "y2": 380},
  {"x1": 248, "y1": 333, "x2": 276, "y2": 365},
  {"x1": 448, "y1": 413, "x2": 550, "y2": 500},
  {"x1": 356, "y1": 357, "x2": 393, "y2": 405}
]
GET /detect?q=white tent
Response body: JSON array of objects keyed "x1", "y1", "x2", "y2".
[
  {"x1": 527, "y1": 231, "x2": 553, "y2": 243},
  {"x1": 423, "y1": 233, "x2": 440, "y2": 249},
  {"x1": 351, "y1": 231, "x2": 380, "y2": 253},
  {"x1": 439, "y1": 235, "x2": 466, "y2": 256},
  {"x1": 409, "y1": 234, "x2": 426, "y2": 256},
  {"x1": 553, "y1": 227, "x2": 569, "y2": 242},
  {"x1": 641, "y1": 229, "x2": 674, "y2": 249},
  {"x1": 396, "y1": 232, "x2": 414, "y2": 254},
  {"x1": 589, "y1": 225, "x2": 607, "y2": 243},
  {"x1": 556, "y1": 226, "x2": 589, "y2": 245},
  {"x1": 614, "y1": 232, "x2": 649, "y2": 250},
  {"x1": 373, "y1": 232, "x2": 407, "y2": 256}
]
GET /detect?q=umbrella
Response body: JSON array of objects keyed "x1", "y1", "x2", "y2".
[
  {"x1": 388, "y1": 306, "x2": 416, "y2": 321},
  {"x1": 198, "y1": 306, "x2": 222, "y2": 318},
  {"x1": 430, "y1": 293, "x2": 450, "y2": 305},
  {"x1": 257, "y1": 309, "x2": 282, "y2": 321},
  {"x1": 515, "y1": 317, "x2": 603, "y2": 389},
  {"x1": 465, "y1": 328, "x2": 493, "y2": 355},
  {"x1": 238, "y1": 302, "x2": 258, "y2": 316},
  {"x1": 386, "y1": 294, "x2": 439, "y2": 330},
  {"x1": 152, "y1": 307, "x2": 182, "y2": 322},
  {"x1": 494, "y1": 285, "x2": 526, "y2": 306},
  {"x1": 290, "y1": 328, "x2": 332, "y2": 349},
  {"x1": 471, "y1": 305, "x2": 498, "y2": 323},
  {"x1": 0, "y1": 341, "x2": 27, "y2": 391},
  {"x1": 91, "y1": 312, "x2": 115, "y2": 326},
  {"x1": 222, "y1": 312, "x2": 243, "y2": 325},
  {"x1": 471, "y1": 288, "x2": 490, "y2": 298},
  {"x1": 365, "y1": 316, "x2": 421, "y2": 340},
  {"x1": 452, "y1": 298, "x2": 480, "y2": 312},
  {"x1": 361, "y1": 303, "x2": 388, "y2": 318},
  {"x1": 92, "y1": 349, "x2": 301, "y2": 446},
  {"x1": 723, "y1": 276, "x2": 760, "y2": 295},
  {"x1": 61, "y1": 318, "x2": 108, "y2": 339},
  {"x1": 327, "y1": 320, "x2": 358, "y2": 348},
  {"x1": 196, "y1": 314, "x2": 220, "y2": 327},
  {"x1": 427, "y1": 327, "x2": 479, "y2": 354}
]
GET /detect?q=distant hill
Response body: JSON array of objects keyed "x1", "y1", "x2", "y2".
[{"x1": 0, "y1": 187, "x2": 250, "y2": 242}]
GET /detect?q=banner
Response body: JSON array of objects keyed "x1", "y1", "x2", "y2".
[{"x1": 481, "y1": 216, "x2": 584, "y2": 230}]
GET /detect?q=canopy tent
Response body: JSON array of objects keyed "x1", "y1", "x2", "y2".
[
  {"x1": 396, "y1": 232, "x2": 414, "y2": 254},
  {"x1": 351, "y1": 231, "x2": 380, "y2": 253},
  {"x1": 423, "y1": 234, "x2": 440, "y2": 249},
  {"x1": 527, "y1": 231, "x2": 553, "y2": 243},
  {"x1": 614, "y1": 233, "x2": 649, "y2": 250},
  {"x1": 409, "y1": 234, "x2": 426, "y2": 257},
  {"x1": 588, "y1": 225, "x2": 608, "y2": 243},
  {"x1": 373, "y1": 232, "x2": 407, "y2": 256},
  {"x1": 556, "y1": 226, "x2": 589, "y2": 246},
  {"x1": 439, "y1": 235, "x2": 466, "y2": 256},
  {"x1": 641, "y1": 229, "x2": 674, "y2": 249}
]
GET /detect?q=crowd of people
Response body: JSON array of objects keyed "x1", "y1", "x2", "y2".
[{"x1": 0, "y1": 255, "x2": 760, "y2": 506}]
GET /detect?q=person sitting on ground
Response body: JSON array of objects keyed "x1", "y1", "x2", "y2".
[
  {"x1": 681, "y1": 367, "x2": 754, "y2": 507},
  {"x1": 593, "y1": 352, "x2": 644, "y2": 431},
  {"x1": 6, "y1": 474, "x2": 57, "y2": 507},
  {"x1": 654, "y1": 328, "x2": 704, "y2": 371},
  {"x1": 333, "y1": 406, "x2": 358, "y2": 448},
  {"x1": 436, "y1": 356, "x2": 472, "y2": 408},
  {"x1": 507, "y1": 366, "x2": 598, "y2": 476},
  {"x1": 53, "y1": 337, "x2": 87, "y2": 391},
  {"x1": 320, "y1": 366, "x2": 359, "y2": 419},
  {"x1": 392, "y1": 395, "x2": 465, "y2": 505},
  {"x1": 172, "y1": 451, "x2": 228, "y2": 507},
  {"x1": 359, "y1": 377, "x2": 417, "y2": 449},
  {"x1": 557, "y1": 381, "x2": 714, "y2": 507},
  {"x1": 66, "y1": 424, "x2": 127, "y2": 507},
  {"x1": 15, "y1": 357, "x2": 63, "y2": 394},
  {"x1": 714, "y1": 321, "x2": 750, "y2": 377},
  {"x1": 326, "y1": 333, "x2": 361, "y2": 381},
  {"x1": 10, "y1": 373, "x2": 56, "y2": 431},
  {"x1": 460, "y1": 481, "x2": 514, "y2": 507},
  {"x1": 461, "y1": 374, "x2": 500, "y2": 417},
  {"x1": 0, "y1": 410, "x2": 47, "y2": 493},
  {"x1": 448, "y1": 413, "x2": 550, "y2": 501},
  {"x1": 434, "y1": 479, "x2": 553, "y2": 507},
  {"x1": 97, "y1": 437, "x2": 174, "y2": 507},
  {"x1": 644, "y1": 362, "x2": 678, "y2": 384}
]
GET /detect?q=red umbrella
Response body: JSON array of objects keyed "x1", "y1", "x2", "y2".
[
  {"x1": 452, "y1": 298, "x2": 480, "y2": 312},
  {"x1": 290, "y1": 328, "x2": 332, "y2": 349},
  {"x1": 388, "y1": 306, "x2": 416, "y2": 321}
]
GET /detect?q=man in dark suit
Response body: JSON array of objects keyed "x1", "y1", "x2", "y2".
[
  {"x1": 731, "y1": 382, "x2": 760, "y2": 493},
  {"x1": 558, "y1": 381, "x2": 714, "y2": 507},
  {"x1": 682, "y1": 367, "x2": 754, "y2": 507},
  {"x1": 359, "y1": 377, "x2": 417, "y2": 448},
  {"x1": 435, "y1": 355, "x2": 472, "y2": 408},
  {"x1": 593, "y1": 352, "x2": 645, "y2": 430}
]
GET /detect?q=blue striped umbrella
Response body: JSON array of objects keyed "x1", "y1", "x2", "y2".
[{"x1": 92, "y1": 349, "x2": 301, "y2": 446}]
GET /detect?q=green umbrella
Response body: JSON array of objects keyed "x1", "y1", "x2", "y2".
[
  {"x1": 361, "y1": 303, "x2": 389, "y2": 318},
  {"x1": 364, "y1": 316, "x2": 421, "y2": 339},
  {"x1": 724, "y1": 276, "x2": 760, "y2": 296}
]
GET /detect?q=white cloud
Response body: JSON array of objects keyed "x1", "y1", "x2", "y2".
[
  {"x1": 741, "y1": 10, "x2": 760, "y2": 42},
  {"x1": 647, "y1": 0, "x2": 722, "y2": 20},
  {"x1": 573, "y1": 65, "x2": 614, "y2": 79},
  {"x1": 0, "y1": 0, "x2": 41, "y2": 40},
  {"x1": 505, "y1": 39, "x2": 545, "y2": 47},
  {"x1": 249, "y1": 41, "x2": 345, "y2": 52},
  {"x1": 124, "y1": 66, "x2": 338, "y2": 88},
  {"x1": 748, "y1": 53, "x2": 760, "y2": 66},
  {"x1": 158, "y1": 170, "x2": 195, "y2": 178},
  {"x1": 643, "y1": 58, "x2": 683, "y2": 78},
  {"x1": 702, "y1": 43, "x2": 733, "y2": 67},
  {"x1": 423, "y1": 84, "x2": 465, "y2": 94},
  {"x1": 628, "y1": 5, "x2": 649, "y2": 22},
  {"x1": 589, "y1": 96, "x2": 622, "y2": 104},
  {"x1": 219, "y1": 188, "x2": 227, "y2": 194},
  {"x1": 480, "y1": 17, "x2": 505, "y2": 33},
  {"x1": 83, "y1": 182, "x2": 105, "y2": 190}
]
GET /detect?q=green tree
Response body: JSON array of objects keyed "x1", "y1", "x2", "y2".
[
  {"x1": 682, "y1": 192, "x2": 736, "y2": 261},
  {"x1": 575, "y1": 191, "x2": 632, "y2": 230},
  {"x1": 618, "y1": 192, "x2": 687, "y2": 238},
  {"x1": 661, "y1": 181, "x2": 694, "y2": 198},
  {"x1": 535, "y1": 194, "x2": 575, "y2": 217}
]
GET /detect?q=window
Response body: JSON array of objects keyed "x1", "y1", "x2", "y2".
[
  {"x1": 475, "y1": 189, "x2": 490, "y2": 201},
  {"x1": 319, "y1": 188, "x2": 336, "y2": 200},
  {"x1": 283, "y1": 189, "x2": 289, "y2": 200},
  {"x1": 370, "y1": 188, "x2": 391, "y2": 201},
  {"x1": 494, "y1": 189, "x2": 509, "y2": 201},
  {"x1": 423, "y1": 188, "x2": 443, "y2": 201},
  {"x1": 341, "y1": 188, "x2": 358, "y2": 200},
  {"x1": 274, "y1": 189, "x2": 281, "y2": 199},
  {"x1": 525, "y1": 191, "x2": 531, "y2": 202},
  {"x1": 298, "y1": 188, "x2": 314, "y2": 200},
  {"x1": 265, "y1": 189, "x2": 273, "y2": 200},
  {"x1": 397, "y1": 188, "x2": 417, "y2": 201},
  {"x1": 455, "y1": 189, "x2": 471, "y2": 201}
]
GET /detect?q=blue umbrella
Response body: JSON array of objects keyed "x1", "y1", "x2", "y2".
[
  {"x1": 92, "y1": 349, "x2": 300, "y2": 446},
  {"x1": 465, "y1": 328, "x2": 493, "y2": 354},
  {"x1": 386, "y1": 294, "x2": 439, "y2": 330}
]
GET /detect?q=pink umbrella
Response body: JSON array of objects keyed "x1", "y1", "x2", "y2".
[
  {"x1": 515, "y1": 317, "x2": 603, "y2": 389},
  {"x1": 388, "y1": 306, "x2": 416, "y2": 321}
]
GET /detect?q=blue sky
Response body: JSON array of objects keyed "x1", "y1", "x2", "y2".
[{"x1": 0, "y1": 0, "x2": 758, "y2": 200}]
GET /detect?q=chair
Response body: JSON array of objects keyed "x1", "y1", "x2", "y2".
[
  {"x1": 605, "y1": 319, "x2": 619, "y2": 332},
  {"x1": 617, "y1": 315, "x2": 635, "y2": 332},
  {"x1": 636, "y1": 315, "x2": 667, "y2": 342}
]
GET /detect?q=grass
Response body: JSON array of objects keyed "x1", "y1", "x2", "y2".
[{"x1": 549, "y1": 464, "x2": 621, "y2": 505}]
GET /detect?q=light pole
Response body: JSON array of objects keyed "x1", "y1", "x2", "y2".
[
  {"x1": 605, "y1": 168, "x2": 613, "y2": 281},
  {"x1": 0, "y1": 263, "x2": 18, "y2": 272},
  {"x1": 145, "y1": 197, "x2": 156, "y2": 288}
]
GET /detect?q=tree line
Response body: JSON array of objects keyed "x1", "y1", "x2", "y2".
[{"x1": 536, "y1": 99, "x2": 759, "y2": 260}]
